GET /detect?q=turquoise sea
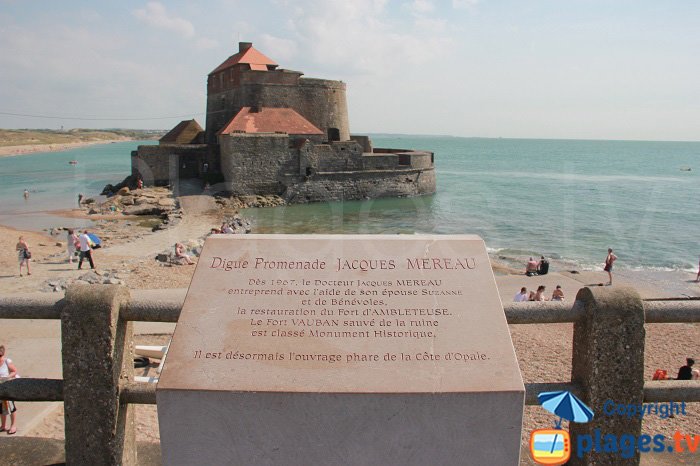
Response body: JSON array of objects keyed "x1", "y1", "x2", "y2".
[{"x1": 1, "y1": 137, "x2": 698, "y2": 273}]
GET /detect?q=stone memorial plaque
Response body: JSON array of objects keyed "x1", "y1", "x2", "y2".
[{"x1": 157, "y1": 234, "x2": 524, "y2": 465}]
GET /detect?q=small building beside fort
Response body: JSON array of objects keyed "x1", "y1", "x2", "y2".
[{"x1": 131, "y1": 42, "x2": 435, "y2": 203}]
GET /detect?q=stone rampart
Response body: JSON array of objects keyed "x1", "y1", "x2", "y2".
[{"x1": 284, "y1": 168, "x2": 436, "y2": 203}]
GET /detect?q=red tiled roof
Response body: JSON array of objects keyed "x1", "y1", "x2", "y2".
[
  {"x1": 210, "y1": 46, "x2": 277, "y2": 75},
  {"x1": 217, "y1": 107, "x2": 323, "y2": 136}
]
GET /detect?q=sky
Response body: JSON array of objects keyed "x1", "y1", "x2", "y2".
[{"x1": 0, "y1": 0, "x2": 698, "y2": 141}]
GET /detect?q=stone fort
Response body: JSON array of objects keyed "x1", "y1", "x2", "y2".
[{"x1": 131, "y1": 42, "x2": 435, "y2": 203}]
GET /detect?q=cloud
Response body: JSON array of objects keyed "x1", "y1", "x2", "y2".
[
  {"x1": 133, "y1": 2, "x2": 194, "y2": 39},
  {"x1": 195, "y1": 37, "x2": 219, "y2": 50},
  {"x1": 282, "y1": 0, "x2": 453, "y2": 77},
  {"x1": 258, "y1": 34, "x2": 298, "y2": 62},
  {"x1": 452, "y1": 0, "x2": 479, "y2": 9},
  {"x1": 406, "y1": 0, "x2": 435, "y2": 15}
]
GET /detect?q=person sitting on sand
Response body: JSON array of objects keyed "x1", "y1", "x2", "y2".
[
  {"x1": 677, "y1": 358, "x2": 700, "y2": 380},
  {"x1": 513, "y1": 287, "x2": 529, "y2": 302},
  {"x1": 222, "y1": 223, "x2": 234, "y2": 234},
  {"x1": 537, "y1": 256, "x2": 549, "y2": 275},
  {"x1": 16, "y1": 236, "x2": 31, "y2": 277},
  {"x1": 533, "y1": 285, "x2": 548, "y2": 301},
  {"x1": 526, "y1": 257, "x2": 539, "y2": 276},
  {"x1": 175, "y1": 243, "x2": 194, "y2": 265},
  {"x1": 551, "y1": 285, "x2": 565, "y2": 301}
]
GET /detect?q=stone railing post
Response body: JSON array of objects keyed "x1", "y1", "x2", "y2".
[
  {"x1": 61, "y1": 285, "x2": 136, "y2": 466},
  {"x1": 569, "y1": 286, "x2": 645, "y2": 465}
]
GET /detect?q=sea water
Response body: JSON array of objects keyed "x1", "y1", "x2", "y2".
[
  {"x1": 0, "y1": 141, "x2": 149, "y2": 231},
  {"x1": 0, "y1": 137, "x2": 698, "y2": 272}
]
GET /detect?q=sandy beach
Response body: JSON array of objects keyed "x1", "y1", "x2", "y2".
[
  {"x1": 0, "y1": 139, "x2": 133, "y2": 158},
  {"x1": 1, "y1": 193, "x2": 699, "y2": 451}
]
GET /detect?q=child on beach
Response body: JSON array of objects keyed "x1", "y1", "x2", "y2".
[{"x1": 15, "y1": 236, "x2": 31, "y2": 276}]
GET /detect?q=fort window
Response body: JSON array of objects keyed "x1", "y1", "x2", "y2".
[
  {"x1": 327, "y1": 128, "x2": 340, "y2": 142},
  {"x1": 398, "y1": 154, "x2": 411, "y2": 166}
]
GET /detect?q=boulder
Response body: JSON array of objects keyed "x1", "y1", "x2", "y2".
[
  {"x1": 122, "y1": 205, "x2": 166, "y2": 216},
  {"x1": 117, "y1": 187, "x2": 130, "y2": 195}
]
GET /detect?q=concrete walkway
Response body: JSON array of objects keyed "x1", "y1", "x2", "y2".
[{"x1": 102, "y1": 195, "x2": 219, "y2": 258}]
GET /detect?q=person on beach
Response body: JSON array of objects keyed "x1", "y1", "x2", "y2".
[
  {"x1": 175, "y1": 243, "x2": 194, "y2": 265},
  {"x1": 78, "y1": 193, "x2": 84, "y2": 205},
  {"x1": 0, "y1": 345, "x2": 18, "y2": 435},
  {"x1": 136, "y1": 178, "x2": 143, "y2": 190},
  {"x1": 222, "y1": 223, "x2": 234, "y2": 234},
  {"x1": 677, "y1": 358, "x2": 700, "y2": 380},
  {"x1": 537, "y1": 256, "x2": 549, "y2": 275},
  {"x1": 66, "y1": 229, "x2": 79, "y2": 264},
  {"x1": 15, "y1": 236, "x2": 31, "y2": 276},
  {"x1": 78, "y1": 230, "x2": 95, "y2": 270},
  {"x1": 696, "y1": 257, "x2": 700, "y2": 282},
  {"x1": 23, "y1": 189, "x2": 29, "y2": 199},
  {"x1": 551, "y1": 285, "x2": 565, "y2": 301},
  {"x1": 533, "y1": 285, "x2": 548, "y2": 301},
  {"x1": 604, "y1": 248, "x2": 617, "y2": 285},
  {"x1": 514, "y1": 287, "x2": 529, "y2": 302},
  {"x1": 526, "y1": 257, "x2": 539, "y2": 276}
]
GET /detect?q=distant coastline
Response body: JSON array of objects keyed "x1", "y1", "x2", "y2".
[{"x1": 0, "y1": 139, "x2": 133, "y2": 158}]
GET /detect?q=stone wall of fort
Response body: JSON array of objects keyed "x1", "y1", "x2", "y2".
[
  {"x1": 205, "y1": 71, "x2": 349, "y2": 144},
  {"x1": 284, "y1": 168, "x2": 436, "y2": 203},
  {"x1": 218, "y1": 133, "x2": 436, "y2": 201},
  {"x1": 131, "y1": 144, "x2": 208, "y2": 186}
]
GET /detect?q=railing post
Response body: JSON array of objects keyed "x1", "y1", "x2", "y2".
[
  {"x1": 61, "y1": 285, "x2": 136, "y2": 466},
  {"x1": 569, "y1": 286, "x2": 645, "y2": 465}
]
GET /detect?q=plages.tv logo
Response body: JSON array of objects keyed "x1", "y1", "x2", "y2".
[{"x1": 529, "y1": 390, "x2": 594, "y2": 465}]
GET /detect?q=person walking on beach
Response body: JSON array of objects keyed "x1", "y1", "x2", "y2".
[
  {"x1": 514, "y1": 287, "x2": 529, "y2": 302},
  {"x1": 0, "y1": 345, "x2": 19, "y2": 435},
  {"x1": 78, "y1": 193, "x2": 83, "y2": 205},
  {"x1": 66, "y1": 229, "x2": 79, "y2": 264},
  {"x1": 78, "y1": 230, "x2": 95, "y2": 270},
  {"x1": 23, "y1": 189, "x2": 29, "y2": 199},
  {"x1": 604, "y1": 248, "x2": 617, "y2": 286},
  {"x1": 15, "y1": 236, "x2": 31, "y2": 276}
]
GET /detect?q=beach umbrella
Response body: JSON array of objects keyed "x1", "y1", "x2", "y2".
[
  {"x1": 538, "y1": 390, "x2": 594, "y2": 428},
  {"x1": 87, "y1": 233, "x2": 102, "y2": 249}
]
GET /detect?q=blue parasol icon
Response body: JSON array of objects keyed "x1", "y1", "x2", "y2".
[{"x1": 538, "y1": 390, "x2": 594, "y2": 429}]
